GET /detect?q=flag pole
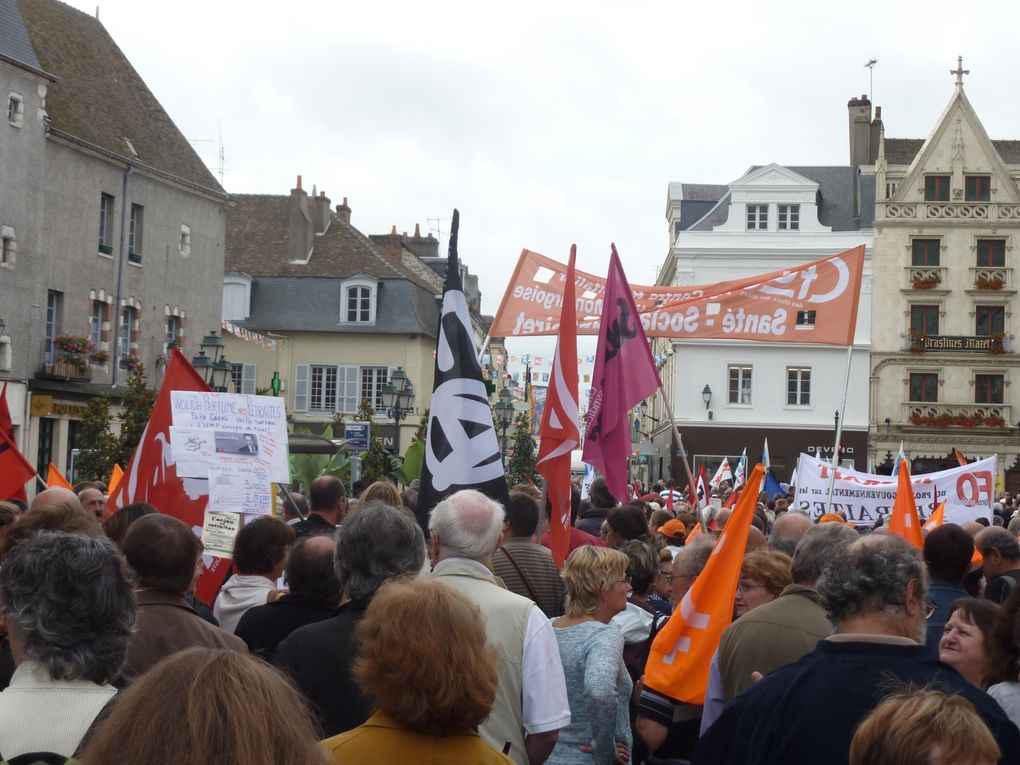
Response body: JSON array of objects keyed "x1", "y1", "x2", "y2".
[
  {"x1": 476, "y1": 332, "x2": 491, "y2": 365},
  {"x1": 823, "y1": 344, "x2": 854, "y2": 515},
  {"x1": 656, "y1": 387, "x2": 705, "y2": 528}
]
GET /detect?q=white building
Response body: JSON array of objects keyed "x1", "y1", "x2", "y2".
[{"x1": 647, "y1": 162, "x2": 874, "y2": 484}]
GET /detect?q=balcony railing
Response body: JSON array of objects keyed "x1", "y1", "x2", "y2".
[
  {"x1": 904, "y1": 265, "x2": 946, "y2": 291},
  {"x1": 902, "y1": 402, "x2": 1010, "y2": 428},
  {"x1": 38, "y1": 356, "x2": 93, "y2": 382},
  {"x1": 969, "y1": 266, "x2": 1013, "y2": 291},
  {"x1": 883, "y1": 202, "x2": 1020, "y2": 222}
]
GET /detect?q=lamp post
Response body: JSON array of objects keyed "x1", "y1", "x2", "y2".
[
  {"x1": 702, "y1": 384, "x2": 712, "y2": 416},
  {"x1": 191, "y1": 330, "x2": 232, "y2": 391},
  {"x1": 379, "y1": 367, "x2": 415, "y2": 453},
  {"x1": 494, "y1": 387, "x2": 515, "y2": 461}
]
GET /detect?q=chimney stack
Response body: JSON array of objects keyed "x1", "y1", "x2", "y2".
[
  {"x1": 335, "y1": 196, "x2": 351, "y2": 224},
  {"x1": 869, "y1": 106, "x2": 883, "y2": 164},
  {"x1": 288, "y1": 175, "x2": 313, "y2": 262},
  {"x1": 848, "y1": 94, "x2": 873, "y2": 167},
  {"x1": 314, "y1": 190, "x2": 331, "y2": 234},
  {"x1": 414, "y1": 223, "x2": 421, "y2": 237}
]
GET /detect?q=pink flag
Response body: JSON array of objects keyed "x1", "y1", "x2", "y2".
[
  {"x1": 537, "y1": 246, "x2": 580, "y2": 568},
  {"x1": 582, "y1": 245, "x2": 661, "y2": 502}
]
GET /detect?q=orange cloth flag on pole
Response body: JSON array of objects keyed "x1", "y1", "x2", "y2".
[
  {"x1": 536, "y1": 246, "x2": 581, "y2": 569},
  {"x1": 644, "y1": 463, "x2": 764, "y2": 705},
  {"x1": 888, "y1": 459, "x2": 923, "y2": 548},
  {"x1": 686, "y1": 522, "x2": 703, "y2": 542},
  {"x1": 922, "y1": 501, "x2": 945, "y2": 533},
  {"x1": 0, "y1": 427, "x2": 36, "y2": 500},
  {"x1": 46, "y1": 463, "x2": 73, "y2": 490},
  {"x1": 107, "y1": 464, "x2": 124, "y2": 496}
]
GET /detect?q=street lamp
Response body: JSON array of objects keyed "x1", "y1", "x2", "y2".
[
  {"x1": 702, "y1": 384, "x2": 712, "y2": 409},
  {"x1": 379, "y1": 367, "x2": 416, "y2": 452},
  {"x1": 494, "y1": 387, "x2": 515, "y2": 460},
  {"x1": 191, "y1": 331, "x2": 231, "y2": 391}
]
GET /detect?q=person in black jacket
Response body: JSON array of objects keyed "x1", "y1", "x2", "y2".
[
  {"x1": 234, "y1": 533, "x2": 339, "y2": 659},
  {"x1": 574, "y1": 477, "x2": 618, "y2": 537},
  {"x1": 274, "y1": 502, "x2": 426, "y2": 738}
]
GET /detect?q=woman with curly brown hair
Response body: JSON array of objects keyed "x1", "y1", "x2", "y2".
[
  {"x1": 322, "y1": 578, "x2": 513, "y2": 764},
  {"x1": 79, "y1": 648, "x2": 328, "y2": 765}
]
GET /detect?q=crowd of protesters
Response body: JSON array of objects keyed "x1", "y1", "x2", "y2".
[{"x1": 1, "y1": 473, "x2": 1020, "y2": 764}]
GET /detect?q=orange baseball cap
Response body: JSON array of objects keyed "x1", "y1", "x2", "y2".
[
  {"x1": 658, "y1": 519, "x2": 687, "y2": 540},
  {"x1": 819, "y1": 513, "x2": 851, "y2": 525}
]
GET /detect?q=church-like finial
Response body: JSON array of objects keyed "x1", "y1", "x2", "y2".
[{"x1": 950, "y1": 55, "x2": 969, "y2": 86}]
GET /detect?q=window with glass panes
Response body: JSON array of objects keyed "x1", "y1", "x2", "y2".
[
  {"x1": 912, "y1": 239, "x2": 940, "y2": 266},
  {"x1": 90, "y1": 301, "x2": 103, "y2": 348},
  {"x1": 346, "y1": 286, "x2": 371, "y2": 322},
  {"x1": 975, "y1": 374, "x2": 1004, "y2": 404},
  {"x1": 976, "y1": 305, "x2": 1005, "y2": 336},
  {"x1": 977, "y1": 239, "x2": 1005, "y2": 267},
  {"x1": 309, "y1": 365, "x2": 337, "y2": 412},
  {"x1": 965, "y1": 175, "x2": 991, "y2": 202},
  {"x1": 924, "y1": 176, "x2": 951, "y2": 201},
  {"x1": 787, "y1": 367, "x2": 810, "y2": 405},
  {"x1": 746, "y1": 205, "x2": 767, "y2": 230},
  {"x1": 910, "y1": 305, "x2": 939, "y2": 336},
  {"x1": 777, "y1": 205, "x2": 799, "y2": 230},
  {"x1": 728, "y1": 366, "x2": 752, "y2": 404},
  {"x1": 909, "y1": 373, "x2": 938, "y2": 402},
  {"x1": 360, "y1": 366, "x2": 389, "y2": 410}
]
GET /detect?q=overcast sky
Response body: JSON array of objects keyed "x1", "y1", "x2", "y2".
[{"x1": 66, "y1": 0, "x2": 1020, "y2": 359}]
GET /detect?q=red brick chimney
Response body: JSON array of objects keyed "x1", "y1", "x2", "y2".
[{"x1": 335, "y1": 196, "x2": 351, "y2": 224}]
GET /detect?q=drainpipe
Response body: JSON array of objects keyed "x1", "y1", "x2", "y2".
[{"x1": 111, "y1": 160, "x2": 134, "y2": 388}]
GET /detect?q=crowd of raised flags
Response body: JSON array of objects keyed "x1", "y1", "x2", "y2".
[{"x1": 3, "y1": 219, "x2": 1017, "y2": 764}]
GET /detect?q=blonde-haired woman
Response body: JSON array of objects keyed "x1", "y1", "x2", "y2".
[{"x1": 549, "y1": 546, "x2": 632, "y2": 765}]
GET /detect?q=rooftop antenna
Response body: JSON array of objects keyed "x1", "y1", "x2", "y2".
[
  {"x1": 427, "y1": 216, "x2": 451, "y2": 253},
  {"x1": 864, "y1": 58, "x2": 878, "y2": 103},
  {"x1": 188, "y1": 120, "x2": 226, "y2": 186}
]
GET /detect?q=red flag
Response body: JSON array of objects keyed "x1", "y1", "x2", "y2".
[
  {"x1": 582, "y1": 245, "x2": 661, "y2": 502},
  {"x1": 666, "y1": 490, "x2": 674, "y2": 513},
  {"x1": 0, "y1": 426, "x2": 36, "y2": 501},
  {"x1": 695, "y1": 464, "x2": 710, "y2": 509},
  {"x1": 537, "y1": 246, "x2": 581, "y2": 569},
  {"x1": 108, "y1": 349, "x2": 229, "y2": 603},
  {"x1": 0, "y1": 383, "x2": 28, "y2": 502}
]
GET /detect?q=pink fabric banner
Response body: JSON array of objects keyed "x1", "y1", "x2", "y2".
[{"x1": 582, "y1": 245, "x2": 662, "y2": 502}]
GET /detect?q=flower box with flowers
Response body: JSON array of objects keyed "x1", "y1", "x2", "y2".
[
  {"x1": 912, "y1": 273, "x2": 941, "y2": 290},
  {"x1": 975, "y1": 273, "x2": 1006, "y2": 290}
]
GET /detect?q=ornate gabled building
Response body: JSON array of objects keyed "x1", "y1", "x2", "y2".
[
  {"x1": 863, "y1": 60, "x2": 1020, "y2": 489},
  {"x1": 0, "y1": 0, "x2": 227, "y2": 482}
]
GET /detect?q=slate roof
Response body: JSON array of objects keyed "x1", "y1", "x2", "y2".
[
  {"x1": 226, "y1": 194, "x2": 436, "y2": 291},
  {"x1": 0, "y1": 0, "x2": 46, "y2": 75},
  {"x1": 240, "y1": 277, "x2": 438, "y2": 337},
  {"x1": 885, "y1": 137, "x2": 1020, "y2": 165},
  {"x1": 16, "y1": 0, "x2": 221, "y2": 192},
  {"x1": 682, "y1": 166, "x2": 874, "y2": 232}
]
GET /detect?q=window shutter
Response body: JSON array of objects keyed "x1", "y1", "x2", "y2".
[
  {"x1": 338, "y1": 365, "x2": 359, "y2": 413},
  {"x1": 241, "y1": 363, "x2": 257, "y2": 394},
  {"x1": 294, "y1": 364, "x2": 309, "y2": 411}
]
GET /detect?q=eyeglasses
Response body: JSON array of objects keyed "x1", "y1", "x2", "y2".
[
  {"x1": 659, "y1": 570, "x2": 673, "y2": 582},
  {"x1": 736, "y1": 580, "x2": 765, "y2": 594},
  {"x1": 615, "y1": 577, "x2": 632, "y2": 587}
]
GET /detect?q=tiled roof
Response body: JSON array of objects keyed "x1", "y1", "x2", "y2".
[
  {"x1": 0, "y1": 0, "x2": 45, "y2": 74},
  {"x1": 885, "y1": 137, "x2": 1020, "y2": 165},
  {"x1": 17, "y1": 0, "x2": 221, "y2": 192},
  {"x1": 240, "y1": 277, "x2": 438, "y2": 337},
  {"x1": 225, "y1": 194, "x2": 437, "y2": 290}
]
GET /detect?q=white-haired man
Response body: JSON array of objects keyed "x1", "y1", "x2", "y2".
[{"x1": 429, "y1": 489, "x2": 570, "y2": 765}]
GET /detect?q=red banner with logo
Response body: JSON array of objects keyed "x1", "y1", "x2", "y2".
[{"x1": 490, "y1": 245, "x2": 865, "y2": 346}]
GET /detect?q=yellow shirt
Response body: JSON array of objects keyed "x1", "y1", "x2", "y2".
[{"x1": 322, "y1": 712, "x2": 516, "y2": 765}]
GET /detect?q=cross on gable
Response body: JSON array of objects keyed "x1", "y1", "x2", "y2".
[{"x1": 950, "y1": 55, "x2": 969, "y2": 86}]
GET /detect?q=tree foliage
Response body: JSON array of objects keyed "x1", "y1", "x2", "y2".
[{"x1": 506, "y1": 412, "x2": 537, "y2": 486}]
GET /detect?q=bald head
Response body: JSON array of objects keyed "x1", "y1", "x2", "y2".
[
  {"x1": 769, "y1": 511, "x2": 813, "y2": 557},
  {"x1": 962, "y1": 521, "x2": 985, "y2": 538},
  {"x1": 746, "y1": 525, "x2": 766, "y2": 553},
  {"x1": 31, "y1": 487, "x2": 81, "y2": 512},
  {"x1": 715, "y1": 508, "x2": 732, "y2": 530},
  {"x1": 308, "y1": 475, "x2": 346, "y2": 524}
]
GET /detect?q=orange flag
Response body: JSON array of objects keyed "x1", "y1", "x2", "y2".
[
  {"x1": 687, "y1": 522, "x2": 703, "y2": 541},
  {"x1": 921, "y1": 501, "x2": 945, "y2": 533},
  {"x1": 46, "y1": 463, "x2": 73, "y2": 490},
  {"x1": 888, "y1": 459, "x2": 923, "y2": 548},
  {"x1": 644, "y1": 464, "x2": 764, "y2": 704},
  {"x1": 107, "y1": 464, "x2": 124, "y2": 496}
]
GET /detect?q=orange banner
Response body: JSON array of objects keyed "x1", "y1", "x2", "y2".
[{"x1": 489, "y1": 245, "x2": 865, "y2": 345}]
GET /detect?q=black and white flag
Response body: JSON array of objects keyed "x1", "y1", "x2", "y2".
[{"x1": 418, "y1": 209, "x2": 510, "y2": 521}]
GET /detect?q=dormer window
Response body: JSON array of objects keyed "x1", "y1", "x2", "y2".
[
  {"x1": 340, "y1": 277, "x2": 377, "y2": 324},
  {"x1": 777, "y1": 205, "x2": 799, "y2": 230},
  {"x1": 746, "y1": 205, "x2": 768, "y2": 231},
  {"x1": 222, "y1": 274, "x2": 252, "y2": 321}
]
